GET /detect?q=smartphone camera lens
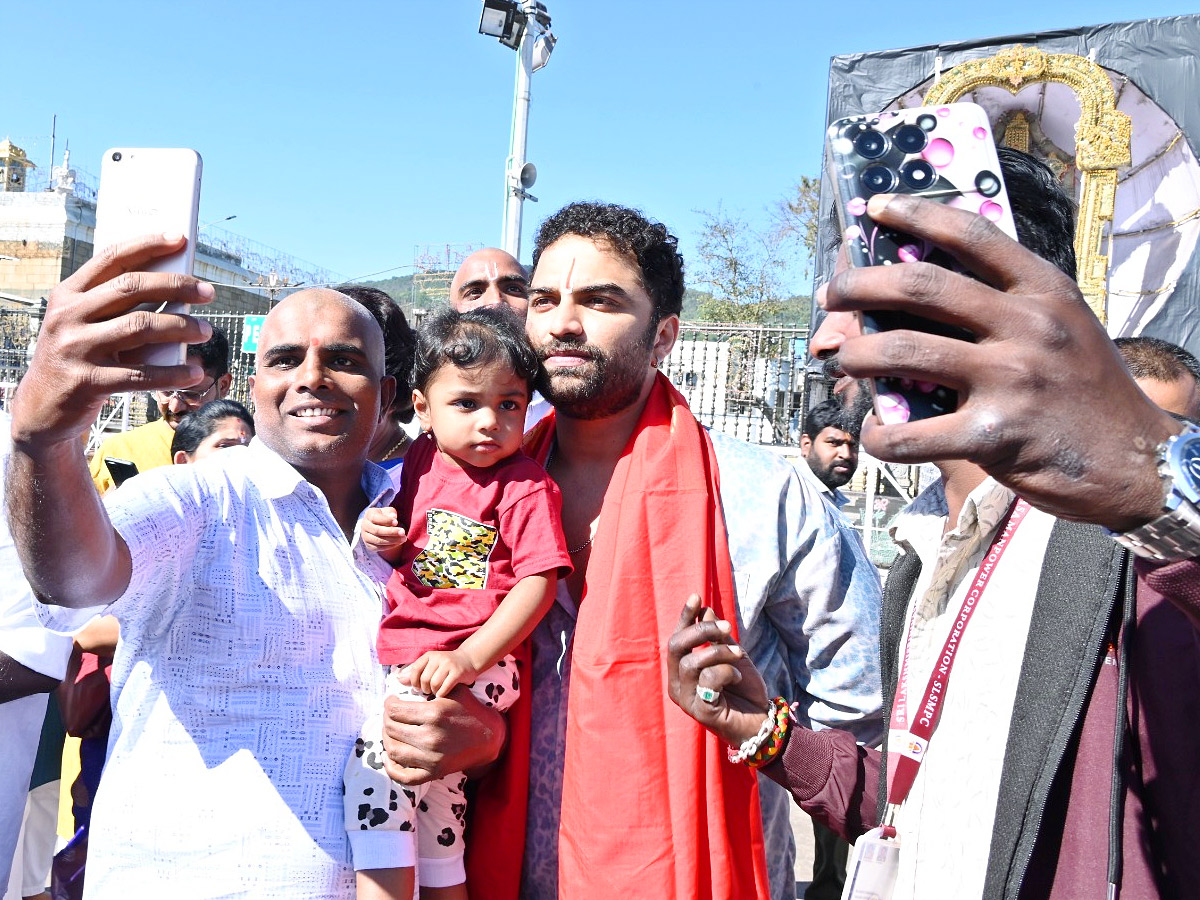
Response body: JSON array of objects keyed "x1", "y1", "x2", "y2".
[
  {"x1": 976, "y1": 170, "x2": 1002, "y2": 198},
  {"x1": 893, "y1": 124, "x2": 928, "y2": 154},
  {"x1": 860, "y1": 165, "x2": 898, "y2": 194},
  {"x1": 899, "y1": 159, "x2": 936, "y2": 190},
  {"x1": 111, "y1": 152, "x2": 122, "y2": 162},
  {"x1": 853, "y1": 128, "x2": 889, "y2": 160}
]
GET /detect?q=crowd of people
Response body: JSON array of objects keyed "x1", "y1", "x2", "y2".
[{"x1": 0, "y1": 144, "x2": 1198, "y2": 900}]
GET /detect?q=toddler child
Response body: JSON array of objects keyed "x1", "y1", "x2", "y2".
[{"x1": 344, "y1": 305, "x2": 569, "y2": 900}]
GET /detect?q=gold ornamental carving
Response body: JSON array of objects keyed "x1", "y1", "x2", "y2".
[{"x1": 924, "y1": 45, "x2": 1132, "y2": 323}]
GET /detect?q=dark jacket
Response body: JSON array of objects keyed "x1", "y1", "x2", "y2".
[
  {"x1": 880, "y1": 521, "x2": 1200, "y2": 899},
  {"x1": 776, "y1": 522, "x2": 1200, "y2": 899}
]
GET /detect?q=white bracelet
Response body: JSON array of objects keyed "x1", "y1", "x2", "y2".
[{"x1": 727, "y1": 709, "x2": 774, "y2": 764}]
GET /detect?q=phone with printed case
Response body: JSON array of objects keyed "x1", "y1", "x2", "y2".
[{"x1": 826, "y1": 102, "x2": 1017, "y2": 424}]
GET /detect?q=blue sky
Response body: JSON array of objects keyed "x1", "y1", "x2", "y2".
[{"x1": 4, "y1": 1, "x2": 1195, "y2": 291}]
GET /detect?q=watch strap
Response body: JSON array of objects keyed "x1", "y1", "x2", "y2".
[
  {"x1": 1112, "y1": 423, "x2": 1200, "y2": 563},
  {"x1": 1113, "y1": 498, "x2": 1200, "y2": 562}
]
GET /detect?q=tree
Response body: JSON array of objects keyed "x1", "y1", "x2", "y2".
[
  {"x1": 771, "y1": 175, "x2": 822, "y2": 280},
  {"x1": 690, "y1": 176, "x2": 822, "y2": 326},
  {"x1": 692, "y1": 206, "x2": 787, "y2": 325}
]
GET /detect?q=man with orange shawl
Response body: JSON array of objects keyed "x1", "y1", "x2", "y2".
[{"x1": 382, "y1": 202, "x2": 883, "y2": 899}]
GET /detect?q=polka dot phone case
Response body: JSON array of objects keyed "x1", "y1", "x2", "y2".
[{"x1": 826, "y1": 102, "x2": 1017, "y2": 423}]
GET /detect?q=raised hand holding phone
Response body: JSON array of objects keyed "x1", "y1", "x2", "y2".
[
  {"x1": 11, "y1": 232, "x2": 214, "y2": 450},
  {"x1": 826, "y1": 102, "x2": 1017, "y2": 423}
]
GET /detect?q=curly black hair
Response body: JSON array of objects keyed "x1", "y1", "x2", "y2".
[
  {"x1": 189, "y1": 324, "x2": 230, "y2": 378},
  {"x1": 531, "y1": 201, "x2": 685, "y2": 322},
  {"x1": 411, "y1": 305, "x2": 540, "y2": 396}
]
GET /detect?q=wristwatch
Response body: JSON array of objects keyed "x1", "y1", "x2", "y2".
[{"x1": 1112, "y1": 422, "x2": 1200, "y2": 562}]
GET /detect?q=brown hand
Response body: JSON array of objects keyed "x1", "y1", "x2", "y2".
[
  {"x1": 827, "y1": 194, "x2": 1179, "y2": 532},
  {"x1": 380, "y1": 683, "x2": 506, "y2": 786},
  {"x1": 666, "y1": 594, "x2": 771, "y2": 748},
  {"x1": 11, "y1": 233, "x2": 214, "y2": 449}
]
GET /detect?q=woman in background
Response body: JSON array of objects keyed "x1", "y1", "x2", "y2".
[{"x1": 170, "y1": 399, "x2": 254, "y2": 464}]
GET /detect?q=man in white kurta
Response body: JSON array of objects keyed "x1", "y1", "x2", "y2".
[
  {"x1": 36, "y1": 439, "x2": 392, "y2": 896},
  {"x1": 7, "y1": 247, "x2": 403, "y2": 900}
]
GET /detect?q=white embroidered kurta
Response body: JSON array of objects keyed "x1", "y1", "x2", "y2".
[{"x1": 38, "y1": 439, "x2": 393, "y2": 899}]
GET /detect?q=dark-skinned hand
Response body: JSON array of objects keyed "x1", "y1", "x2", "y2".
[
  {"x1": 11, "y1": 233, "x2": 213, "y2": 450},
  {"x1": 666, "y1": 593, "x2": 771, "y2": 749},
  {"x1": 826, "y1": 193, "x2": 1180, "y2": 533},
  {"x1": 381, "y1": 684, "x2": 506, "y2": 786}
]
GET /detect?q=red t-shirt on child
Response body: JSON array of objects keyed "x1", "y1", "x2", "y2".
[{"x1": 375, "y1": 432, "x2": 570, "y2": 665}]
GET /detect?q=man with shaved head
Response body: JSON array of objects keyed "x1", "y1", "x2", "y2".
[
  {"x1": 4, "y1": 240, "x2": 422, "y2": 899},
  {"x1": 449, "y1": 247, "x2": 530, "y2": 315}
]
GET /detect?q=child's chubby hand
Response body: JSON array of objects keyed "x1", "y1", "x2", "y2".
[
  {"x1": 362, "y1": 506, "x2": 407, "y2": 559},
  {"x1": 401, "y1": 650, "x2": 479, "y2": 699}
]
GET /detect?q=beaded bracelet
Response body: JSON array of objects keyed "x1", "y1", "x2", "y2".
[{"x1": 727, "y1": 696, "x2": 792, "y2": 768}]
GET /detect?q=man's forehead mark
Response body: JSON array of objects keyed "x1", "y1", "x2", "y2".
[{"x1": 561, "y1": 256, "x2": 577, "y2": 299}]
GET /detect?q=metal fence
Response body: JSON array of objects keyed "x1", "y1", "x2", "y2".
[{"x1": 662, "y1": 322, "x2": 814, "y2": 446}]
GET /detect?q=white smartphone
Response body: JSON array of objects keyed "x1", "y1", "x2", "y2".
[{"x1": 94, "y1": 148, "x2": 203, "y2": 367}]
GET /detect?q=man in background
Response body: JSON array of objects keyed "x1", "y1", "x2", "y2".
[
  {"x1": 1114, "y1": 335, "x2": 1200, "y2": 420},
  {"x1": 449, "y1": 247, "x2": 530, "y2": 315},
  {"x1": 449, "y1": 247, "x2": 552, "y2": 428},
  {"x1": 798, "y1": 398, "x2": 860, "y2": 509},
  {"x1": 88, "y1": 327, "x2": 232, "y2": 493}
]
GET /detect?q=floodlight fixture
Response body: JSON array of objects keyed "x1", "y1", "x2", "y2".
[
  {"x1": 532, "y1": 31, "x2": 556, "y2": 72},
  {"x1": 479, "y1": 0, "x2": 518, "y2": 40},
  {"x1": 499, "y1": 12, "x2": 528, "y2": 50}
]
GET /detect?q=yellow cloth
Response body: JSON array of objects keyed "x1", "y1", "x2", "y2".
[
  {"x1": 58, "y1": 735, "x2": 80, "y2": 839},
  {"x1": 88, "y1": 418, "x2": 174, "y2": 494}
]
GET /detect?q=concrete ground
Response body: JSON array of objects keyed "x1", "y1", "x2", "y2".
[{"x1": 791, "y1": 801, "x2": 816, "y2": 897}]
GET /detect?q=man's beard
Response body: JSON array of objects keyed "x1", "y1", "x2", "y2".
[
  {"x1": 845, "y1": 380, "x2": 875, "y2": 430},
  {"x1": 822, "y1": 355, "x2": 874, "y2": 430},
  {"x1": 536, "y1": 328, "x2": 655, "y2": 421},
  {"x1": 808, "y1": 455, "x2": 854, "y2": 491}
]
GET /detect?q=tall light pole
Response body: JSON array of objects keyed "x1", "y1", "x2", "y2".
[{"x1": 478, "y1": 1, "x2": 557, "y2": 261}]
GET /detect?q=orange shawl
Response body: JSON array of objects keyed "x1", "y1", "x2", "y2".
[{"x1": 466, "y1": 374, "x2": 769, "y2": 899}]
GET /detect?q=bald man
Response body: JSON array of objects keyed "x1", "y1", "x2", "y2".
[
  {"x1": 449, "y1": 247, "x2": 530, "y2": 315},
  {"x1": 6, "y1": 244, "x2": 408, "y2": 899}
]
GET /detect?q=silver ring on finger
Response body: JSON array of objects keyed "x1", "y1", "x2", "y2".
[{"x1": 696, "y1": 685, "x2": 721, "y2": 704}]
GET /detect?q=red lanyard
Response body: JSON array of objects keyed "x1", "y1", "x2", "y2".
[{"x1": 885, "y1": 497, "x2": 1031, "y2": 811}]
